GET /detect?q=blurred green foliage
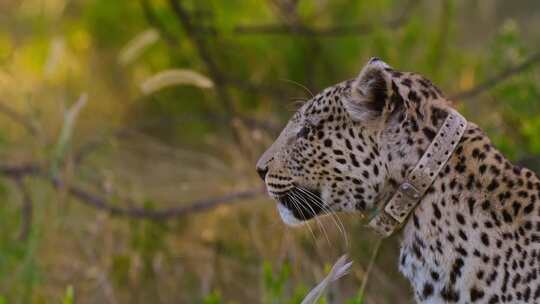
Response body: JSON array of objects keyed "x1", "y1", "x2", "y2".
[
  {"x1": 62, "y1": 286, "x2": 74, "y2": 304},
  {"x1": 0, "y1": 0, "x2": 539, "y2": 303}
]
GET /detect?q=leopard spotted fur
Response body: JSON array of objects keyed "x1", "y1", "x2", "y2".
[{"x1": 257, "y1": 58, "x2": 540, "y2": 303}]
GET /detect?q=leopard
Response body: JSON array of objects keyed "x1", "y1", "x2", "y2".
[{"x1": 256, "y1": 58, "x2": 540, "y2": 303}]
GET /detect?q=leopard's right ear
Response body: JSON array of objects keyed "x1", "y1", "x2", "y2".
[{"x1": 344, "y1": 57, "x2": 393, "y2": 122}]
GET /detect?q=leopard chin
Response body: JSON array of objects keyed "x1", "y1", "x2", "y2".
[
  {"x1": 274, "y1": 187, "x2": 324, "y2": 225},
  {"x1": 277, "y1": 203, "x2": 304, "y2": 226}
]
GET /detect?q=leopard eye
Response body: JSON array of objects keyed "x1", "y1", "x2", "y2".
[{"x1": 297, "y1": 126, "x2": 310, "y2": 139}]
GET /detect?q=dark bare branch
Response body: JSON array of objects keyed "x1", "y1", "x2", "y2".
[
  {"x1": 233, "y1": 0, "x2": 417, "y2": 36},
  {"x1": 139, "y1": 0, "x2": 308, "y2": 114},
  {"x1": 14, "y1": 177, "x2": 33, "y2": 241},
  {"x1": 0, "y1": 163, "x2": 41, "y2": 177},
  {"x1": 67, "y1": 185, "x2": 264, "y2": 220},
  {"x1": 0, "y1": 162, "x2": 264, "y2": 220},
  {"x1": 168, "y1": 0, "x2": 235, "y2": 116},
  {"x1": 451, "y1": 51, "x2": 540, "y2": 101},
  {"x1": 233, "y1": 19, "x2": 405, "y2": 36},
  {"x1": 140, "y1": 0, "x2": 180, "y2": 44}
]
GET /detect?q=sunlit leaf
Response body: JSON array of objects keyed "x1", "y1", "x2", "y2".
[{"x1": 140, "y1": 69, "x2": 214, "y2": 94}]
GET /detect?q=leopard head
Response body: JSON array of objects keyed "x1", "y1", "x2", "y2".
[{"x1": 256, "y1": 58, "x2": 451, "y2": 226}]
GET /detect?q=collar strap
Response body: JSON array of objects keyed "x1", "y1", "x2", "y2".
[{"x1": 367, "y1": 109, "x2": 467, "y2": 237}]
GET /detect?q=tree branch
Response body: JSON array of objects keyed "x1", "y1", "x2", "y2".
[
  {"x1": 233, "y1": 19, "x2": 405, "y2": 36},
  {"x1": 0, "y1": 163, "x2": 264, "y2": 221},
  {"x1": 0, "y1": 102, "x2": 269, "y2": 221},
  {"x1": 14, "y1": 177, "x2": 33, "y2": 241},
  {"x1": 139, "y1": 0, "x2": 180, "y2": 45},
  {"x1": 67, "y1": 185, "x2": 264, "y2": 220},
  {"x1": 451, "y1": 51, "x2": 540, "y2": 101},
  {"x1": 232, "y1": 0, "x2": 417, "y2": 36},
  {"x1": 0, "y1": 163, "x2": 41, "y2": 176},
  {"x1": 140, "y1": 0, "x2": 307, "y2": 107},
  {"x1": 168, "y1": 0, "x2": 235, "y2": 116}
]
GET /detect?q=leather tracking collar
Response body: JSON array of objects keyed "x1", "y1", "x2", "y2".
[{"x1": 367, "y1": 109, "x2": 468, "y2": 237}]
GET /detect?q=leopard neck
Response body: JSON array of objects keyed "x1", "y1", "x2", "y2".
[
  {"x1": 368, "y1": 109, "x2": 467, "y2": 236},
  {"x1": 397, "y1": 122, "x2": 540, "y2": 302}
]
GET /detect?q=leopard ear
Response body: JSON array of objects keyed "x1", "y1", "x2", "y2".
[{"x1": 344, "y1": 57, "x2": 393, "y2": 122}]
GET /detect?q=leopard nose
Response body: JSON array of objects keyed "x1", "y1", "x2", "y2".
[{"x1": 256, "y1": 166, "x2": 268, "y2": 181}]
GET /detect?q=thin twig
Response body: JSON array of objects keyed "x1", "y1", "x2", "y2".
[
  {"x1": 0, "y1": 101, "x2": 38, "y2": 136},
  {"x1": 451, "y1": 51, "x2": 540, "y2": 101},
  {"x1": 14, "y1": 177, "x2": 33, "y2": 241},
  {"x1": 233, "y1": 0, "x2": 416, "y2": 36},
  {"x1": 233, "y1": 19, "x2": 405, "y2": 36}
]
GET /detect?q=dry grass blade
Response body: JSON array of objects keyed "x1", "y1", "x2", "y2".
[
  {"x1": 118, "y1": 28, "x2": 160, "y2": 65},
  {"x1": 44, "y1": 37, "x2": 65, "y2": 75},
  {"x1": 140, "y1": 69, "x2": 214, "y2": 94},
  {"x1": 358, "y1": 239, "x2": 382, "y2": 299},
  {"x1": 51, "y1": 93, "x2": 88, "y2": 176},
  {"x1": 301, "y1": 255, "x2": 352, "y2": 304}
]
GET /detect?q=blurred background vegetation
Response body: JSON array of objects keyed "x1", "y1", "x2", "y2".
[{"x1": 0, "y1": 0, "x2": 539, "y2": 303}]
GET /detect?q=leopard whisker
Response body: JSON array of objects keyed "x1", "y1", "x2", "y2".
[
  {"x1": 291, "y1": 190, "x2": 332, "y2": 246},
  {"x1": 288, "y1": 193, "x2": 317, "y2": 243},
  {"x1": 279, "y1": 78, "x2": 315, "y2": 98},
  {"x1": 296, "y1": 186, "x2": 349, "y2": 248}
]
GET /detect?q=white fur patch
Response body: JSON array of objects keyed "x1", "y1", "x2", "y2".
[{"x1": 277, "y1": 203, "x2": 304, "y2": 226}]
